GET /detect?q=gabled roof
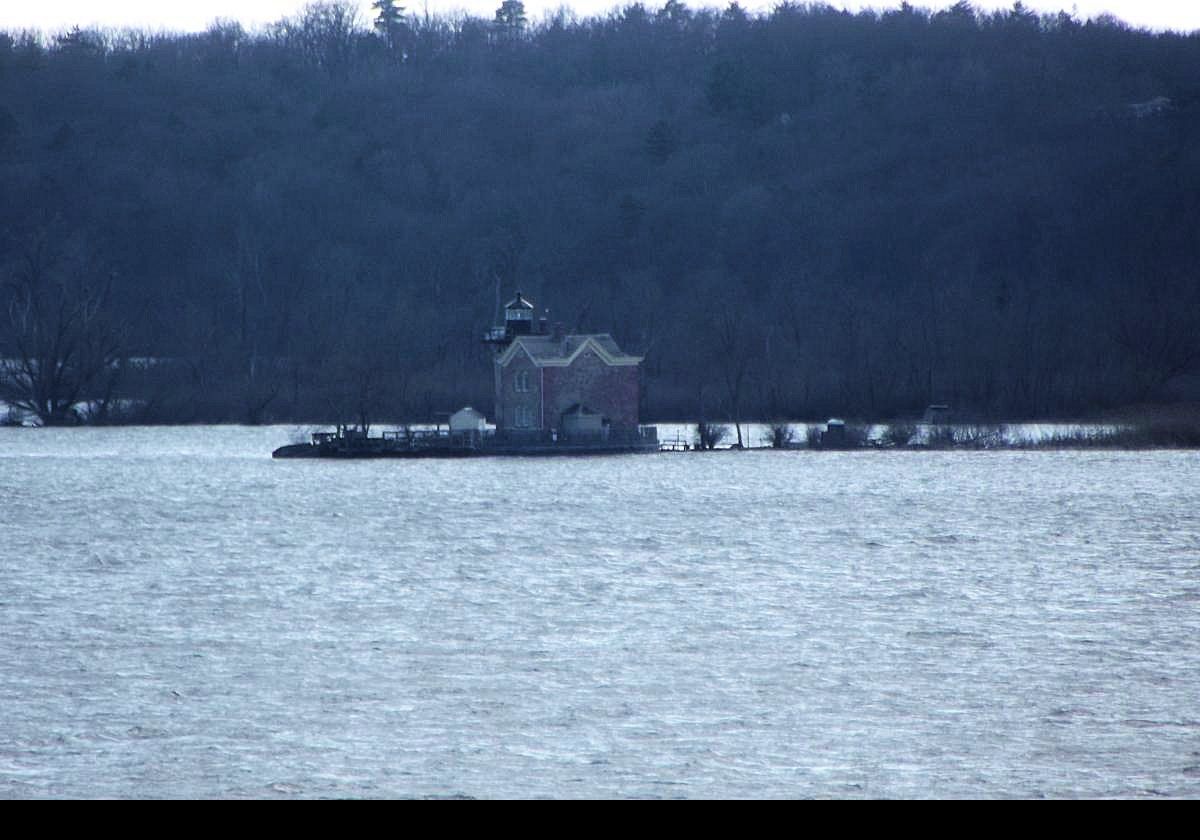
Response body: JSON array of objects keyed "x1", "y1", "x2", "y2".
[{"x1": 497, "y1": 333, "x2": 642, "y2": 368}]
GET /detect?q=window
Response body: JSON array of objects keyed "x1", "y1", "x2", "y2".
[
  {"x1": 515, "y1": 405, "x2": 533, "y2": 427},
  {"x1": 514, "y1": 371, "x2": 531, "y2": 393}
]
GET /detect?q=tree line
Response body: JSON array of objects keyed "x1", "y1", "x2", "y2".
[{"x1": 2, "y1": 2, "x2": 1198, "y2": 426}]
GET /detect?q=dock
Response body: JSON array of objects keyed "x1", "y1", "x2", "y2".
[{"x1": 273, "y1": 425, "x2": 660, "y2": 458}]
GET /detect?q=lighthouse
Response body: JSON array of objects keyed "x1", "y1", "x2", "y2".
[{"x1": 482, "y1": 291, "x2": 538, "y2": 349}]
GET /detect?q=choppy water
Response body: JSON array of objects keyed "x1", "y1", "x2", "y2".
[{"x1": 2, "y1": 426, "x2": 1199, "y2": 798}]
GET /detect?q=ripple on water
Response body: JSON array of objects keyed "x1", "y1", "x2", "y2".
[{"x1": 1, "y1": 429, "x2": 1199, "y2": 797}]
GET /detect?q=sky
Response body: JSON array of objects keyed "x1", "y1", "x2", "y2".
[{"x1": 1, "y1": 1, "x2": 1198, "y2": 35}]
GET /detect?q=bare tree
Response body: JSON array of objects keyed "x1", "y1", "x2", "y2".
[
  {"x1": 712, "y1": 308, "x2": 755, "y2": 448},
  {"x1": 696, "y1": 421, "x2": 729, "y2": 450},
  {"x1": 273, "y1": 1, "x2": 365, "y2": 76},
  {"x1": 1, "y1": 227, "x2": 125, "y2": 425},
  {"x1": 767, "y1": 421, "x2": 795, "y2": 448},
  {"x1": 1110, "y1": 274, "x2": 1200, "y2": 401},
  {"x1": 317, "y1": 326, "x2": 411, "y2": 433}
]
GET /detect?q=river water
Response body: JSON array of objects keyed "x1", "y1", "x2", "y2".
[{"x1": 2, "y1": 426, "x2": 1199, "y2": 798}]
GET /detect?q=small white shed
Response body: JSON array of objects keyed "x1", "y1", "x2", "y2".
[{"x1": 449, "y1": 406, "x2": 488, "y2": 433}]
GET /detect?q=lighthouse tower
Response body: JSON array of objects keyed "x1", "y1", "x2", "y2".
[
  {"x1": 482, "y1": 291, "x2": 539, "y2": 349},
  {"x1": 502, "y1": 291, "x2": 535, "y2": 338}
]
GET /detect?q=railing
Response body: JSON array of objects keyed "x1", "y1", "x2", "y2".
[
  {"x1": 659, "y1": 433, "x2": 692, "y2": 451},
  {"x1": 313, "y1": 424, "x2": 660, "y2": 453},
  {"x1": 314, "y1": 427, "x2": 469, "y2": 453}
]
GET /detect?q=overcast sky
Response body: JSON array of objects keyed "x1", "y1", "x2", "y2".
[{"x1": 2, "y1": 1, "x2": 1198, "y2": 35}]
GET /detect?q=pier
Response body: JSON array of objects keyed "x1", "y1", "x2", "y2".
[{"x1": 273, "y1": 425, "x2": 660, "y2": 458}]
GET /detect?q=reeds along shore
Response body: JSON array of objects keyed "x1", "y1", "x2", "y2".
[{"x1": 694, "y1": 407, "x2": 1200, "y2": 450}]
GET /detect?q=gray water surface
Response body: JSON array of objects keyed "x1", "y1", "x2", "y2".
[{"x1": 2, "y1": 426, "x2": 1199, "y2": 798}]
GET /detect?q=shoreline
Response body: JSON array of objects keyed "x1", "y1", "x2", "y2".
[{"x1": 5, "y1": 419, "x2": 1200, "y2": 452}]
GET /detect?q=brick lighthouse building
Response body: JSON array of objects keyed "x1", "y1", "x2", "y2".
[{"x1": 483, "y1": 292, "x2": 645, "y2": 442}]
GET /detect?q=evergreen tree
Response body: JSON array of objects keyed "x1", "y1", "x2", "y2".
[
  {"x1": 657, "y1": 0, "x2": 690, "y2": 28},
  {"x1": 371, "y1": 0, "x2": 406, "y2": 51},
  {"x1": 494, "y1": 1, "x2": 527, "y2": 33}
]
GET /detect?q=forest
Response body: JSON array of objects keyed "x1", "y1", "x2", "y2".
[{"x1": 1, "y1": 1, "x2": 1199, "y2": 426}]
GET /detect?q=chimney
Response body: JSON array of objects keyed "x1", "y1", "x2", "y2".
[
  {"x1": 552, "y1": 321, "x2": 565, "y2": 341},
  {"x1": 538, "y1": 316, "x2": 548, "y2": 335}
]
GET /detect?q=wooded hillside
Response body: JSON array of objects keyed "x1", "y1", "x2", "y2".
[{"x1": 2, "y1": 2, "x2": 1198, "y2": 425}]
